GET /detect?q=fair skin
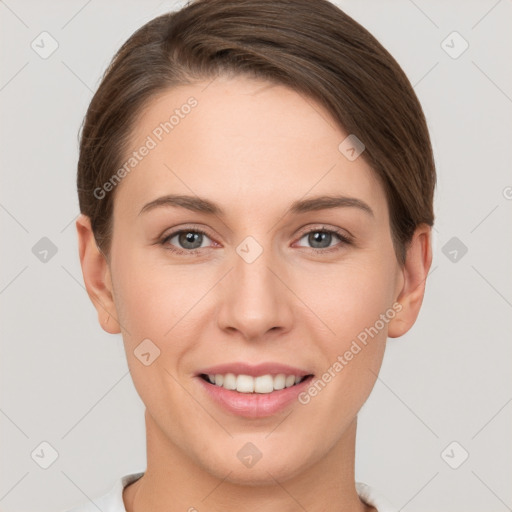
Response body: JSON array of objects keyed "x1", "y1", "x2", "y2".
[{"x1": 76, "y1": 75, "x2": 432, "y2": 512}]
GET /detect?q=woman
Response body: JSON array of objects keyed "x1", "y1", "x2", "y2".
[{"x1": 69, "y1": 0, "x2": 435, "y2": 510}]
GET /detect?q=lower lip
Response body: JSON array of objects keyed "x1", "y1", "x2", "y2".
[{"x1": 196, "y1": 375, "x2": 314, "y2": 419}]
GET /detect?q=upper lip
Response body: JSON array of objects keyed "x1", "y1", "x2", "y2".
[{"x1": 196, "y1": 362, "x2": 314, "y2": 378}]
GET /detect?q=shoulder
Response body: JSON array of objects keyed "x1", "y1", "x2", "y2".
[
  {"x1": 60, "y1": 472, "x2": 145, "y2": 512},
  {"x1": 356, "y1": 481, "x2": 398, "y2": 512}
]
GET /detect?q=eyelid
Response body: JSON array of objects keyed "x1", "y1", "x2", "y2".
[
  {"x1": 159, "y1": 223, "x2": 217, "y2": 242},
  {"x1": 158, "y1": 224, "x2": 219, "y2": 255},
  {"x1": 294, "y1": 224, "x2": 353, "y2": 243},
  {"x1": 159, "y1": 223, "x2": 353, "y2": 255}
]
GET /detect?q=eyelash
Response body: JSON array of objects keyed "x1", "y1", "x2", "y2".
[{"x1": 159, "y1": 225, "x2": 352, "y2": 256}]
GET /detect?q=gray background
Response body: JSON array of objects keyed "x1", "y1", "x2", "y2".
[{"x1": 1, "y1": 1, "x2": 511, "y2": 511}]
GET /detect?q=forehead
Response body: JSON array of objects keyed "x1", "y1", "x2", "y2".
[{"x1": 113, "y1": 75, "x2": 387, "y2": 223}]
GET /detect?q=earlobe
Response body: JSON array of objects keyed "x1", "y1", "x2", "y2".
[
  {"x1": 76, "y1": 214, "x2": 121, "y2": 335},
  {"x1": 388, "y1": 224, "x2": 433, "y2": 338}
]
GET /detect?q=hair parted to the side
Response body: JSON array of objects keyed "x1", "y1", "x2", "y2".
[{"x1": 77, "y1": 0, "x2": 436, "y2": 265}]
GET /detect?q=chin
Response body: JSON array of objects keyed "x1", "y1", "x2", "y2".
[{"x1": 199, "y1": 447, "x2": 312, "y2": 486}]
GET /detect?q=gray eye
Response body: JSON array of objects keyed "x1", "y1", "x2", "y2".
[
  {"x1": 167, "y1": 231, "x2": 211, "y2": 250},
  {"x1": 298, "y1": 231, "x2": 338, "y2": 249}
]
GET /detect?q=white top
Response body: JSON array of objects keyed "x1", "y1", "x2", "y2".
[{"x1": 63, "y1": 471, "x2": 397, "y2": 512}]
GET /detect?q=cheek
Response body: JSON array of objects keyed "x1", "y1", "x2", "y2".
[
  {"x1": 296, "y1": 269, "x2": 391, "y2": 432},
  {"x1": 111, "y1": 245, "x2": 179, "y2": 337},
  {"x1": 297, "y1": 254, "x2": 397, "y2": 339},
  {"x1": 293, "y1": 251, "x2": 397, "y2": 405},
  {"x1": 111, "y1": 247, "x2": 204, "y2": 383},
  {"x1": 111, "y1": 253, "x2": 196, "y2": 416},
  {"x1": 116, "y1": 280, "x2": 167, "y2": 340}
]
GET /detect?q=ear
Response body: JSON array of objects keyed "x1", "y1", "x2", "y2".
[
  {"x1": 76, "y1": 214, "x2": 121, "y2": 334},
  {"x1": 388, "y1": 224, "x2": 433, "y2": 338}
]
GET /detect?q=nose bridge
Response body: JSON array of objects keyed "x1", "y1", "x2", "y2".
[{"x1": 216, "y1": 238, "x2": 292, "y2": 339}]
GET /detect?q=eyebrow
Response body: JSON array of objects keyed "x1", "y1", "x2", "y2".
[{"x1": 138, "y1": 194, "x2": 374, "y2": 218}]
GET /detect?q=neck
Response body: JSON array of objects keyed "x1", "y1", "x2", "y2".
[{"x1": 124, "y1": 410, "x2": 374, "y2": 512}]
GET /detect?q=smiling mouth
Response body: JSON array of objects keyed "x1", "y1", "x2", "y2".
[{"x1": 199, "y1": 373, "x2": 314, "y2": 394}]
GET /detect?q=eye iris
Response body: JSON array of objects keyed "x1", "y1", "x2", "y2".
[
  {"x1": 309, "y1": 231, "x2": 331, "y2": 249},
  {"x1": 172, "y1": 230, "x2": 338, "y2": 251},
  {"x1": 179, "y1": 231, "x2": 203, "y2": 249}
]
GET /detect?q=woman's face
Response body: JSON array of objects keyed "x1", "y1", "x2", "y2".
[{"x1": 103, "y1": 75, "x2": 406, "y2": 483}]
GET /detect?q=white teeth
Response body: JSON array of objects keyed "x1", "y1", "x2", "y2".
[
  {"x1": 205, "y1": 373, "x2": 307, "y2": 393},
  {"x1": 223, "y1": 373, "x2": 236, "y2": 390},
  {"x1": 273, "y1": 374, "x2": 286, "y2": 390},
  {"x1": 237, "y1": 374, "x2": 254, "y2": 392},
  {"x1": 285, "y1": 375, "x2": 296, "y2": 387}
]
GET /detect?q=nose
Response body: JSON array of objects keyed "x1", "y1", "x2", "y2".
[{"x1": 216, "y1": 243, "x2": 294, "y2": 342}]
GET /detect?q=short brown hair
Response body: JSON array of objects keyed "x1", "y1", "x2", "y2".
[{"x1": 77, "y1": 0, "x2": 436, "y2": 265}]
